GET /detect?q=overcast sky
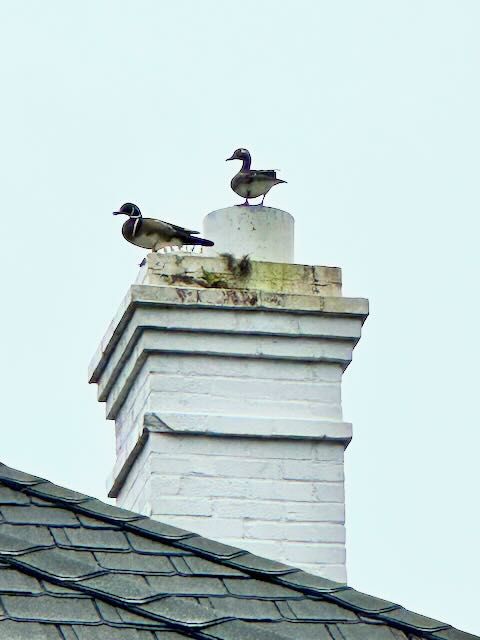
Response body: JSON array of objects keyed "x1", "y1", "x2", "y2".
[{"x1": 0, "y1": 0, "x2": 478, "y2": 634}]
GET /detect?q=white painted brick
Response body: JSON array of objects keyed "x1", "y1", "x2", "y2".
[
  {"x1": 314, "y1": 483, "x2": 345, "y2": 502},
  {"x1": 149, "y1": 455, "x2": 209, "y2": 476},
  {"x1": 246, "y1": 480, "x2": 317, "y2": 502},
  {"x1": 151, "y1": 496, "x2": 213, "y2": 516},
  {"x1": 313, "y1": 443, "x2": 344, "y2": 462},
  {"x1": 244, "y1": 521, "x2": 288, "y2": 541},
  {"x1": 282, "y1": 461, "x2": 344, "y2": 482},
  {"x1": 212, "y1": 499, "x2": 286, "y2": 520},
  {"x1": 283, "y1": 543, "x2": 346, "y2": 564},
  {"x1": 149, "y1": 433, "x2": 342, "y2": 462},
  {"x1": 283, "y1": 523, "x2": 345, "y2": 543},
  {"x1": 150, "y1": 390, "x2": 341, "y2": 420},
  {"x1": 147, "y1": 353, "x2": 343, "y2": 383},
  {"x1": 285, "y1": 502, "x2": 345, "y2": 523},
  {"x1": 150, "y1": 475, "x2": 182, "y2": 496},
  {"x1": 210, "y1": 457, "x2": 283, "y2": 479},
  {"x1": 150, "y1": 453, "x2": 283, "y2": 480},
  {"x1": 244, "y1": 521, "x2": 345, "y2": 544},
  {"x1": 150, "y1": 373, "x2": 341, "y2": 406}
]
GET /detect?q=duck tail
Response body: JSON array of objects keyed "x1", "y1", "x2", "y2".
[{"x1": 188, "y1": 235, "x2": 214, "y2": 247}]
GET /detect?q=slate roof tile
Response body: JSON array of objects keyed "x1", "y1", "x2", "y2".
[
  {"x1": 0, "y1": 530, "x2": 53, "y2": 555},
  {"x1": 0, "y1": 505, "x2": 79, "y2": 527},
  {"x1": 379, "y1": 608, "x2": 450, "y2": 632},
  {"x1": 95, "y1": 551, "x2": 175, "y2": 574},
  {"x1": 96, "y1": 599, "x2": 124, "y2": 622},
  {"x1": 287, "y1": 599, "x2": 359, "y2": 621},
  {"x1": 0, "y1": 486, "x2": 30, "y2": 505},
  {"x1": 77, "y1": 514, "x2": 121, "y2": 529},
  {"x1": 41, "y1": 581, "x2": 77, "y2": 595},
  {"x1": 154, "y1": 634, "x2": 193, "y2": 640},
  {"x1": 334, "y1": 622, "x2": 402, "y2": 640},
  {"x1": 0, "y1": 567, "x2": 42, "y2": 594},
  {"x1": 183, "y1": 556, "x2": 246, "y2": 577},
  {"x1": 80, "y1": 573, "x2": 157, "y2": 601},
  {"x1": 49, "y1": 528, "x2": 71, "y2": 546},
  {"x1": 170, "y1": 556, "x2": 193, "y2": 574},
  {"x1": 78, "y1": 499, "x2": 144, "y2": 522},
  {"x1": 66, "y1": 626, "x2": 160, "y2": 640},
  {"x1": 129, "y1": 519, "x2": 196, "y2": 541},
  {"x1": 30, "y1": 482, "x2": 89, "y2": 503},
  {"x1": 179, "y1": 536, "x2": 245, "y2": 559},
  {"x1": 252, "y1": 620, "x2": 334, "y2": 640},
  {"x1": 126, "y1": 532, "x2": 189, "y2": 555},
  {"x1": 223, "y1": 578, "x2": 299, "y2": 599},
  {"x1": 1, "y1": 593, "x2": 101, "y2": 622},
  {"x1": 0, "y1": 524, "x2": 54, "y2": 548},
  {"x1": 19, "y1": 548, "x2": 102, "y2": 579},
  {"x1": 141, "y1": 595, "x2": 226, "y2": 625},
  {"x1": 0, "y1": 465, "x2": 44, "y2": 487},
  {"x1": 64, "y1": 526, "x2": 130, "y2": 550},
  {"x1": 226, "y1": 554, "x2": 297, "y2": 575},
  {"x1": 202, "y1": 619, "x2": 292, "y2": 640},
  {"x1": 146, "y1": 575, "x2": 228, "y2": 597},
  {"x1": 332, "y1": 588, "x2": 399, "y2": 613},
  {"x1": 207, "y1": 597, "x2": 282, "y2": 620},
  {"x1": 0, "y1": 619, "x2": 63, "y2": 639},
  {"x1": 276, "y1": 569, "x2": 347, "y2": 593}
]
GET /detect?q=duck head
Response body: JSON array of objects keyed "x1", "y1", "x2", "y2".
[
  {"x1": 226, "y1": 148, "x2": 251, "y2": 170},
  {"x1": 112, "y1": 203, "x2": 142, "y2": 218}
]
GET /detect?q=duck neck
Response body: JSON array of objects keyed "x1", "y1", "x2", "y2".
[{"x1": 241, "y1": 152, "x2": 251, "y2": 171}]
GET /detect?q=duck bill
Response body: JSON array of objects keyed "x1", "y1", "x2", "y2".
[
  {"x1": 226, "y1": 155, "x2": 235, "y2": 161},
  {"x1": 112, "y1": 211, "x2": 123, "y2": 215}
]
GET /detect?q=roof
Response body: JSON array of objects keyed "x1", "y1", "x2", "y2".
[{"x1": 0, "y1": 462, "x2": 477, "y2": 640}]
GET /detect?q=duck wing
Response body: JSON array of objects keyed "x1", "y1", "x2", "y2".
[
  {"x1": 161, "y1": 221, "x2": 200, "y2": 235},
  {"x1": 140, "y1": 218, "x2": 176, "y2": 238},
  {"x1": 251, "y1": 169, "x2": 277, "y2": 179}
]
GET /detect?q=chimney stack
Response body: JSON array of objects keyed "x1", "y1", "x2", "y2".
[{"x1": 89, "y1": 205, "x2": 368, "y2": 583}]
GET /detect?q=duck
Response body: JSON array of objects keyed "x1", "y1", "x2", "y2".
[
  {"x1": 112, "y1": 203, "x2": 214, "y2": 252},
  {"x1": 226, "y1": 148, "x2": 286, "y2": 206}
]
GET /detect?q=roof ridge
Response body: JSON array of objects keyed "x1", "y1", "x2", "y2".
[{"x1": 0, "y1": 462, "x2": 474, "y2": 640}]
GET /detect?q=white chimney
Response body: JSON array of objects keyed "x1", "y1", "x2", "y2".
[{"x1": 89, "y1": 205, "x2": 368, "y2": 583}]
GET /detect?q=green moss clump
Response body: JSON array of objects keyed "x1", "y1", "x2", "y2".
[{"x1": 201, "y1": 267, "x2": 229, "y2": 289}]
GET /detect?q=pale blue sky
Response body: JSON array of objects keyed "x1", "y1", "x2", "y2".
[{"x1": 0, "y1": 1, "x2": 478, "y2": 634}]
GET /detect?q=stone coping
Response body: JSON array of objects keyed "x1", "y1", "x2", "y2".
[
  {"x1": 138, "y1": 252, "x2": 342, "y2": 297},
  {"x1": 89, "y1": 284, "x2": 368, "y2": 384}
]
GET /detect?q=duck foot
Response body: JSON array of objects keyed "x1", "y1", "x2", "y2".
[{"x1": 139, "y1": 258, "x2": 147, "y2": 267}]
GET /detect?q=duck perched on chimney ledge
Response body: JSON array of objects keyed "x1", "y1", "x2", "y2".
[
  {"x1": 113, "y1": 202, "x2": 214, "y2": 252},
  {"x1": 226, "y1": 148, "x2": 286, "y2": 206}
]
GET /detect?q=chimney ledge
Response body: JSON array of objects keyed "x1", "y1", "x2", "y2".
[{"x1": 107, "y1": 417, "x2": 352, "y2": 499}]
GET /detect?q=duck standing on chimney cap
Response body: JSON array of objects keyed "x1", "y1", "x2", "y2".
[
  {"x1": 113, "y1": 203, "x2": 214, "y2": 252},
  {"x1": 226, "y1": 148, "x2": 286, "y2": 206}
]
